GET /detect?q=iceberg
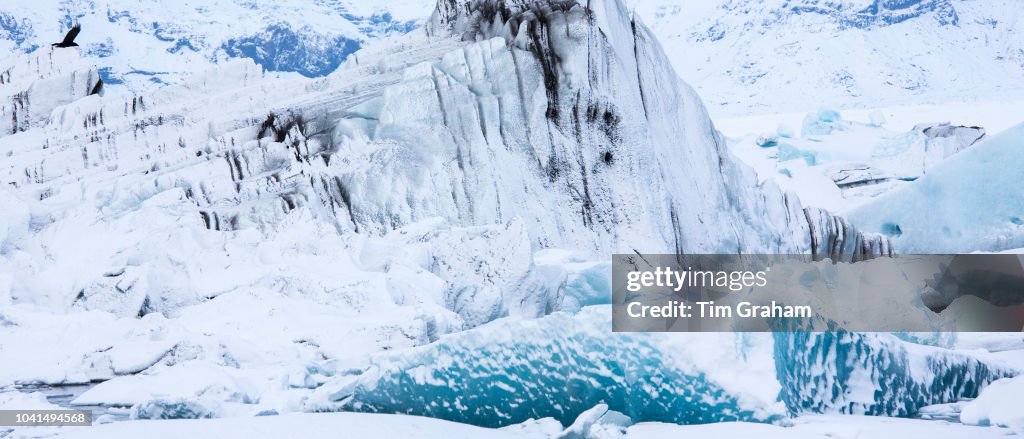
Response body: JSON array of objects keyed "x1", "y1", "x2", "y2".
[
  {"x1": 959, "y1": 376, "x2": 1024, "y2": 428},
  {"x1": 801, "y1": 107, "x2": 848, "y2": 136},
  {"x1": 850, "y1": 123, "x2": 1024, "y2": 252},
  {"x1": 319, "y1": 307, "x2": 1012, "y2": 428},
  {"x1": 323, "y1": 307, "x2": 784, "y2": 427},
  {"x1": 775, "y1": 331, "x2": 1015, "y2": 416}
]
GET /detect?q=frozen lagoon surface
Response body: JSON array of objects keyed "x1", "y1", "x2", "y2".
[{"x1": 5, "y1": 412, "x2": 1022, "y2": 439}]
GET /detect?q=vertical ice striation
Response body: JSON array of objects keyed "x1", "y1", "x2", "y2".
[
  {"x1": 774, "y1": 331, "x2": 1015, "y2": 416},
  {"x1": 1, "y1": 48, "x2": 101, "y2": 134},
  {"x1": 804, "y1": 207, "x2": 893, "y2": 262},
  {"x1": 329, "y1": 0, "x2": 815, "y2": 255}
]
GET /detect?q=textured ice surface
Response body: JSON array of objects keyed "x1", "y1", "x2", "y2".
[
  {"x1": 801, "y1": 107, "x2": 848, "y2": 136},
  {"x1": 775, "y1": 331, "x2": 1015, "y2": 416},
  {"x1": 327, "y1": 307, "x2": 784, "y2": 427},
  {"x1": 316, "y1": 307, "x2": 1012, "y2": 428},
  {"x1": 850, "y1": 123, "x2": 1024, "y2": 252},
  {"x1": 0, "y1": 49, "x2": 101, "y2": 134},
  {"x1": 0, "y1": 0, "x2": 829, "y2": 330},
  {"x1": 0, "y1": 0, "x2": 1019, "y2": 435}
]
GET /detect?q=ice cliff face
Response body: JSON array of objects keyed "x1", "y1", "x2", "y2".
[
  {"x1": 339, "y1": 0, "x2": 816, "y2": 255},
  {"x1": 0, "y1": 49, "x2": 101, "y2": 134},
  {"x1": 0, "y1": 0, "x2": 896, "y2": 324}
]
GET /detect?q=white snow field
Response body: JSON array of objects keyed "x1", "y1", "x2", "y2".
[
  {"x1": 1, "y1": 0, "x2": 1023, "y2": 437},
  {"x1": 626, "y1": 0, "x2": 1024, "y2": 118},
  {"x1": 4, "y1": 410, "x2": 1021, "y2": 439}
]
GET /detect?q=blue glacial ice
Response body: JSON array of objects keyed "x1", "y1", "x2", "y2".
[
  {"x1": 320, "y1": 306, "x2": 1015, "y2": 427},
  {"x1": 327, "y1": 308, "x2": 780, "y2": 427},
  {"x1": 850, "y1": 122, "x2": 1024, "y2": 252},
  {"x1": 775, "y1": 331, "x2": 1014, "y2": 416},
  {"x1": 802, "y1": 107, "x2": 849, "y2": 136}
]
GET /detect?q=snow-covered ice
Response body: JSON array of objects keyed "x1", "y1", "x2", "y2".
[
  {"x1": 959, "y1": 375, "x2": 1024, "y2": 428},
  {"x1": 850, "y1": 123, "x2": 1024, "y2": 253}
]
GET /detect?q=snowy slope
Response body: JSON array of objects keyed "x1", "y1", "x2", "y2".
[{"x1": 625, "y1": 0, "x2": 1024, "y2": 117}]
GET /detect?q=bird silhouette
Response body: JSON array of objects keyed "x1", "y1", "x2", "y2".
[{"x1": 52, "y1": 24, "x2": 81, "y2": 48}]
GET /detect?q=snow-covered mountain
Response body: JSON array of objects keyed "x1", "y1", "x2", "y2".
[
  {"x1": 5, "y1": 0, "x2": 1021, "y2": 117},
  {"x1": 627, "y1": 0, "x2": 1024, "y2": 116},
  {"x1": 0, "y1": 0, "x2": 432, "y2": 89}
]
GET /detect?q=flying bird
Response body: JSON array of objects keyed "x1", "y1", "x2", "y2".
[{"x1": 52, "y1": 24, "x2": 81, "y2": 48}]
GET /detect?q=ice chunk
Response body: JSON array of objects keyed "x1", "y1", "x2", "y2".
[
  {"x1": 775, "y1": 331, "x2": 1015, "y2": 416},
  {"x1": 325, "y1": 307, "x2": 784, "y2": 427},
  {"x1": 872, "y1": 123, "x2": 985, "y2": 180},
  {"x1": 133, "y1": 398, "x2": 222, "y2": 420},
  {"x1": 868, "y1": 111, "x2": 886, "y2": 127},
  {"x1": 959, "y1": 376, "x2": 1024, "y2": 428},
  {"x1": 777, "y1": 144, "x2": 819, "y2": 166},
  {"x1": 801, "y1": 107, "x2": 849, "y2": 136},
  {"x1": 817, "y1": 107, "x2": 842, "y2": 123},
  {"x1": 776, "y1": 123, "x2": 795, "y2": 139},
  {"x1": 827, "y1": 164, "x2": 890, "y2": 189},
  {"x1": 557, "y1": 404, "x2": 632, "y2": 439},
  {"x1": 756, "y1": 134, "x2": 779, "y2": 147},
  {"x1": 850, "y1": 123, "x2": 1024, "y2": 252}
]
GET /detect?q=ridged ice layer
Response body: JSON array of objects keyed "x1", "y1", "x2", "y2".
[{"x1": 775, "y1": 331, "x2": 1016, "y2": 416}]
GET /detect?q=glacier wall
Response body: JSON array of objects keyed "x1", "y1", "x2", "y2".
[
  {"x1": 333, "y1": 0, "x2": 815, "y2": 255},
  {"x1": 0, "y1": 0, "x2": 898, "y2": 325},
  {"x1": 1, "y1": 49, "x2": 101, "y2": 134}
]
